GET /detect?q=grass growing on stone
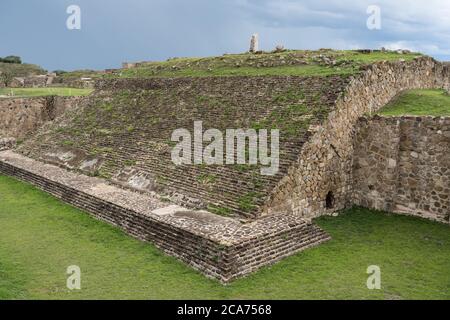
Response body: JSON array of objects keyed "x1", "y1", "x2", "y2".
[
  {"x1": 120, "y1": 64, "x2": 356, "y2": 78},
  {"x1": 115, "y1": 50, "x2": 421, "y2": 78},
  {"x1": 0, "y1": 87, "x2": 93, "y2": 97},
  {"x1": 379, "y1": 89, "x2": 450, "y2": 116},
  {"x1": 0, "y1": 174, "x2": 449, "y2": 300}
]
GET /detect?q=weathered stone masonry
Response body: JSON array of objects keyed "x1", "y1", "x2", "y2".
[
  {"x1": 0, "y1": 96, "x2": 81, "y2": 141},
  {"x1": 0, "y1": 150, "x2": 330, "y2": 283},
  {"x1": 21, "y1": 75, "x2": 350, "y2": 218},
  {"x1": 0, "y1": 56, "x2": 448, "y2": 282},
  {"x1": 18, "y1": 57, "x2": 450, "y2": 221},
  {"x1": 264, "y1": 57, "x2": 450, "y2": 220},
  {"x1": 353, "y1": 116, "x2": 450, "y2": 224}
]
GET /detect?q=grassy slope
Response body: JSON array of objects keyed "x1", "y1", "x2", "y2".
[
  {"x1": 121, "y1": 64, "x2": 355, "y2": 78},
  {"x1": 44, "y1": 50, "x2": 421, "y2": 82},
  {"x1": 0, "y1": 62, "x2": 46, "y2": 78},
  {"x1": 0, "y1": 87, "x2": 93, "y2": 97},
  {"x1": 379, "y1": 89, "x2": 450, "y2": 116},
  {"x1": 0, "y1": 175, "x2": 448, "y2": 300},
  {"x1": 57, "y1": 70, "x2": 102, "y2": 81},
  {"x1": 114, "y1": 50, "x2": 421, "y2": 78}
]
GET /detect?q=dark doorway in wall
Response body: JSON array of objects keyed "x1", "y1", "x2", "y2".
[{"x1": 325, "y1": 191, "x2": 335, "y2": 209}]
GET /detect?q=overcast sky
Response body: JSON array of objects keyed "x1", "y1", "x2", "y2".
[{"x1": 1, "y1": 0, "x2": 449, "y2": 71}]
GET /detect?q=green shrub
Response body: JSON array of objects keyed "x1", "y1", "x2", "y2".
[
  {"x1": 0, "y1": 56, "x2": 22, "y2": 64},
  {"x1": 53, "y1": 70, "x2": 67, "y2": 76}
]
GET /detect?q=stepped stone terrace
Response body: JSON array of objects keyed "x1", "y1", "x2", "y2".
[{"x1": 1, "y1": 49, "x2": 449, "y2": 282}]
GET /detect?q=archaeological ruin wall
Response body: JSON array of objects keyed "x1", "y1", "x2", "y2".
[
  {"x1": 11, "y1": 57, "x2": 450, "y2": 222},
  {"x1": 18, "y1": 75, "x2": 350, "y2": 218},
  {"x1": 264, "y1": 57, "x2": 450, "y2": 220},
  {"x1": 0, "y1": 96, "x2": 82, "y2": 150},
  {"x1": 0, "y1": 54, "x2": 449, "y2": 282},
  {"x1": 353, "y1": 115, "x2": 449, "y2": 224},
  {"x1": 0, "y1": 150, "x2": 330, "y2": 283}
]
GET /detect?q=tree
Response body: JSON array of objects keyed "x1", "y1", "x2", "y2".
[
  {"x1": 0, "y1": 70, "x2": 14, "y2": 86},
  {"x1": 53, "y1": 70, "x2": 68, "y2": 76},
  {"x1": 1, "y1": 56, "x2": 22, "y2": 64}
]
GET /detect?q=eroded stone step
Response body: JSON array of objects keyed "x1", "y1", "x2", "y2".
[{"x1": 0, "y1": 150, "x2": 331, "y2": 283}]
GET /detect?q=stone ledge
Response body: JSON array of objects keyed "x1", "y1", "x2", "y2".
[
  {"x1": 0, "y1": 137, "x2": 16, "y2": 151},
  {"x1": 0, "y1": 150, "x2": 330, "y2": 282}
]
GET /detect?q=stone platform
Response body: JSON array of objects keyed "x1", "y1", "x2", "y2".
[{"x1": 0, "y1": 150, "x2": 330, "y2": 283}]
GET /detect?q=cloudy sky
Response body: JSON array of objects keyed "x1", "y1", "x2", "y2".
[{"x1": 1, "y1": 0, "x2": 449, "y2": 71}]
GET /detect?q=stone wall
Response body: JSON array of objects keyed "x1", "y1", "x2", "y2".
[
  {"x1": 52, "y1": 77, "x2": 95, "y2": 89},
  {"x1": 10, "y1": 74, "x2": 56, "y2": 88},
  {"x1": 264, "y1": 56, "x2": 450, "y2": 220},
  {"x1": 20, "y1": 75, "x2": 350, "y2": 218},
  {"x1": 9, "y1": 56, "x2": 450, "y2": 222},
  {"x1": 353, "y1": 116, "x2": 449, "y2": 224},
  {"x1": 0, "y1": 96, "x2": 82, "y2": 141},
  {"x1": 0, "y1": 150, "x2": 330, "y2": 283}
]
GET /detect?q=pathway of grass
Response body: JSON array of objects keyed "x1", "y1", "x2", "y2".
[
  {"x1": 0, "y1": 87, "x2": 93, "y2": 97},
  {"x1": 379, "y1": 89, "x2": 450, "y2": 116},
  {"x1": 0, "y1": 175, "x2": 448, "y2": 300}
]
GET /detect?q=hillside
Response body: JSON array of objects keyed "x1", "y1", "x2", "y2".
[
  {"x1": 115, "y1": 49, "x2": 420, "y2": 78},
  {"x1": 0, "y1": 62, "x2": 46, "y2": 85},
  {"x1": 55, "y1": 49, "x2": 420, "y2": 80}
]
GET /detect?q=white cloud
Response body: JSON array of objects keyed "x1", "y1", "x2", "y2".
[
  {"x1": 234, "y1": 0, "x2": 450, "y2": 60},
  {"x1": 381, "y1": 41, "x2": 450, "y2": 56},
  {"x1": 2, "y1": 0, "x2": 449, "y2": 71}
]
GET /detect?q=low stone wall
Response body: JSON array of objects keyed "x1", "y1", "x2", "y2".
[
  {"x1": 8, "y1": 74, "x2": 58, "y2": 88},
  {"x1": 264, "y1": 56, "x2": 450, "y2": 220},
  {"x1": 0, "y1": 96, "x2": 81, "y2": 141},
  {"x1": 52, "y1": 77, "x2": 95, "y2": 89},
  {"x1": 353, "y1": 116, "x2": 450, "y2": 224},
  {"x1": 0, "y1": 150, "x2": 330, "y2": 282}
]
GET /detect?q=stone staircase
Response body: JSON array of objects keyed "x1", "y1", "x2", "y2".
[
  {"x1": 18, "y1": 76, "x2": 350, "y2": 218},
  {"x1": 0, "y1": 150, "x2": 330, "y2": 282}
]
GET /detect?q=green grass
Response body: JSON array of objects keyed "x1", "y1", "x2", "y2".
[
  {"x1": 379, "y1": 89, "x2": 450, "y2": 116},
  {"x1": 0, "y1": 87, "x2": 93, "y2": 97},
  {"x1": 115, "y1": 50, "x2": 421, "y2": 78},
  {"x1": 0, "y1": 62, "x2": 45, "y2": 75},
  {"x1": 0, "y1": 174, "x2": 448, "y2": 300},
  {"x1": 119, "y1": 64, "x2": 357, "y2": 78}
]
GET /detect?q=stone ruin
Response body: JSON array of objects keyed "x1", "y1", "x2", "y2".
[
  {"x1": 0, "y1": 53, "x2": 449, "y2": 282},
  {"x1": 249, "y1": 34, "x2": 259, "y2": 53},
  {"x1": 5, "y1": 72, "x2": 95, "y2": 89},
  {"x1": 9, "y1": 73, "x2": 56, "y2": 88}
]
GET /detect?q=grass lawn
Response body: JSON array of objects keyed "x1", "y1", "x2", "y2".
[
  {"x1": 379, "y1": 89, "x2": 450, "y2": 116},
  {"x1": 0, "y1": 174, "x2": 448, "y2": 300},
  {"x1": 0, "y1": 87, "x2": 93, "y2": 97}
]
